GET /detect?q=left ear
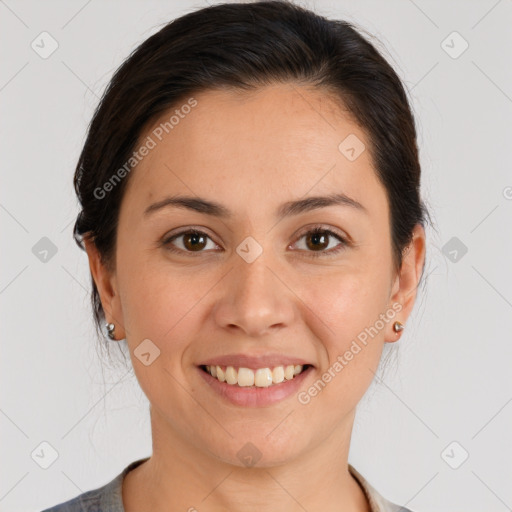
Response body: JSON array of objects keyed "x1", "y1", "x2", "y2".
[{"x1": 386, "y1": 223, "x2": 426, "y2": 343}]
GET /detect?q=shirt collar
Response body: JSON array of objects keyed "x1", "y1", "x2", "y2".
[{"x1": 349, "y1": 464, "x2": 409, "y2": 512}]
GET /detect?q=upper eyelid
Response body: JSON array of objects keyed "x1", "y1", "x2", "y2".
[
  {"x1": 165, "y1": 227, "x2": 219, "y2": 245},
  {"x1": 294, "y1": 225, "x2": 346, "y2": 240}
]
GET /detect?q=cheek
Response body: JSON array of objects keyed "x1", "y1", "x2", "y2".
[
  {"x1": 306, "y1": 267, "x2": 389, "y2": 335},
  {"x1": 296, "y1": 273, "x2": 389, "y2": 416},
  {"x1": 116, "y1": 263, "x2": 209, "y2": 401},
  {"x1": 116, "y1": 252, "x2": 198, "y2": 342},
  {"x1": 301, "y1": 264, "x2": 391, "y2": 373}
]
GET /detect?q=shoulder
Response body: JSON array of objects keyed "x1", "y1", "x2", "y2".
[
  {"x1": 349, "y1": 464, "x2": 417, "y2": 512},
  {"x1": 40, "y1": 458, "x2": 150, "y2": 512},
  {"x1": 40, "y1": 485, "x2": 106, "y2": 512}
]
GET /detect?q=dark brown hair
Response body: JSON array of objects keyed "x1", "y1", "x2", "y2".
[{"x1": 73, "y1": 0, "x2": 431, "y2": 347}]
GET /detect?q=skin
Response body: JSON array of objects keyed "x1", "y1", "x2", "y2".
[{"x1": 85, "y1": 83, "x2": 425, "y2": 512}]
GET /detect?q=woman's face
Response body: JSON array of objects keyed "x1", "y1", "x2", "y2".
[{"x1": 87, "y1": 83, "x2": 425, "y2": 467}]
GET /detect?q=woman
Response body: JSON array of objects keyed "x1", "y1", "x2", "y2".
[{"x1": 42, "y1": 1, "x2": 429, "y2": 510}]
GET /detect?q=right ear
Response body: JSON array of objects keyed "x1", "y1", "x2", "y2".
[{"x1": 83, "y1": 235, "x2": 125, "y2": 338}]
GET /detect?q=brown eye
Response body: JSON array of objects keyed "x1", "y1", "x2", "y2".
[
  {"x1": 305, "y1": 230, "x2": 329, "y2": 251},
  {"x1": 181, "y1": 231, "x2": 208, "y2": 251},
  {"x1": 293, "y1": 227, "x2": 347, "y2": 257},
  {"x1": 163, "y1": 229, "x2": 217, "y2": 254}
]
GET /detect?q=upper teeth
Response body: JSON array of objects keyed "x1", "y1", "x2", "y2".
[{"x1": 205, "y1": 364, "x2": 305, "y2": 387}]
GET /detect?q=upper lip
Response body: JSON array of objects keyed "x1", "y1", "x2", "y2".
[{"x1": 199, "y1": 353, "x2": 313, "y2": 370}]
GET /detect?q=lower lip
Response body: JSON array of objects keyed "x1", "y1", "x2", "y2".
[{"x1": 197, "y1": 365, "x2": 314, "y2": 407}]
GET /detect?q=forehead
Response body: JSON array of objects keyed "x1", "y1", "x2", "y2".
[{"x1": 122, "y1": 83, "x2": 386, "y2": 221}]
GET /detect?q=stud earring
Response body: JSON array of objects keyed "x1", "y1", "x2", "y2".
[
  {"x1": 106, "y1": 322, "x2": 116, "y2": 340},
  {"x1": 393, "y1": 320, "x2": 404, "y2": 333}
]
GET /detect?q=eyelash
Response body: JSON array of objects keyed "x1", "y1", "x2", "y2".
[{"x1": 161, "y1": 225, "x2": 349, "y2": 258}]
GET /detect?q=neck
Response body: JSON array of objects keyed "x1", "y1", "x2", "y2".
[{"x1": 123, "y1": 407, "x2": 370, "y2": 512}]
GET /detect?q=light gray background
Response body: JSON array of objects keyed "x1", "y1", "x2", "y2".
[{"x1": 1, "y1": 1, "x2": 511, "y2": 510}]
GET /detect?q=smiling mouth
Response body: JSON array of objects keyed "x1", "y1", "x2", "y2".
[{"x1": 199, "y1": 364, "x2": 313, "y2": 387}]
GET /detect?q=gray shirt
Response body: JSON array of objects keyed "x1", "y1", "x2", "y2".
[{"x1": 41, "y1": 458, "x2": 415, "y2": 512}]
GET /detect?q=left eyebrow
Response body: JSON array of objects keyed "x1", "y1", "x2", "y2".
[
  {"x1": 143, "y1": 192, "x2": 368, "y2": 219},
  {"x1": 277, "y1": 193, "x2": 368, "y2": 218}
]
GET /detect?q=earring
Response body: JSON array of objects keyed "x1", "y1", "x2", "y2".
[
  {"x1": 106, "y1": 322, "x2": 116, "y2": 340},
  {"x1": 393, "y1": 320, "x2": 404, "y2": 333}
]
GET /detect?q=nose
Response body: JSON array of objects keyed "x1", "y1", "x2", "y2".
[{"x1": 213, "y1": 251, "x2": 296, "y2": 338}]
